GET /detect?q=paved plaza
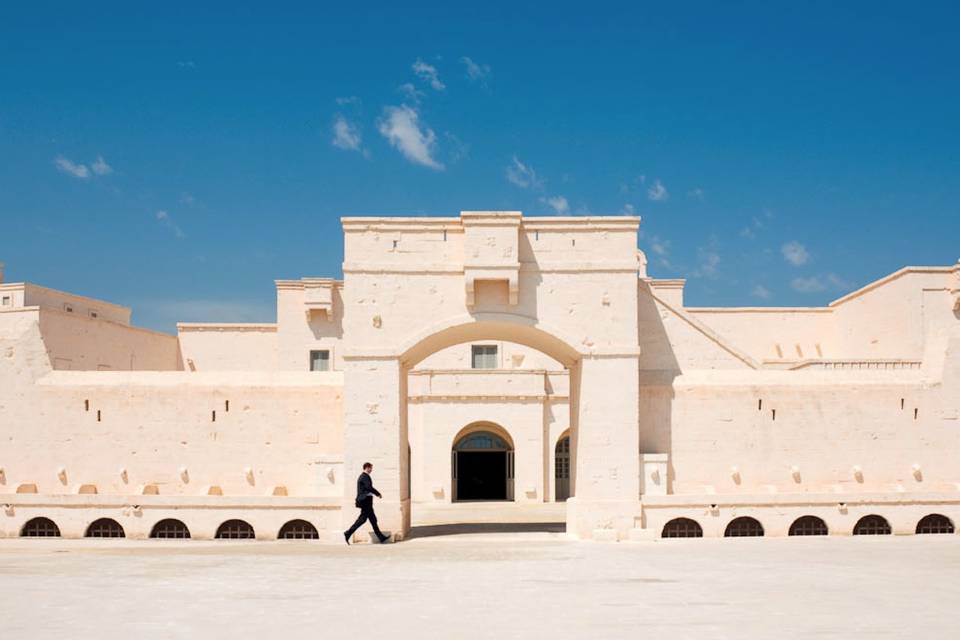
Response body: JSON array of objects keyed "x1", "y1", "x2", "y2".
[{"x1": 1, "y1": 532, "x2": 957, "y2": 639}]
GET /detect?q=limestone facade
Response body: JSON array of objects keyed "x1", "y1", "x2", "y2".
[{"x1": 1, "y1": 211, "x2": 959, "y2": 541}]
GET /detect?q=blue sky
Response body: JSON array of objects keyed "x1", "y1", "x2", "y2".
[{"x1": 1, "y1": 2, "x2": 958, "y2": 332}]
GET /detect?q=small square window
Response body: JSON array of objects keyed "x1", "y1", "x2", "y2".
[
  {"x1": 310, "y1": 350, "x2": 330, "y2": 371},
  {"x1": 1, "y1": 296, "x2": 10, "y2": 306},
  {"x1": 89, "y1": 309, "x2": 99, "y2": 319},
  {"x1": 471, "y1": 345, "x2": 498, "y2": 369},
  {"x1": 63, "y1": 303, "x2": 74, "y2": 313}
]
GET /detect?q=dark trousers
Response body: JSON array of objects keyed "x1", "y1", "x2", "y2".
[{"x1": 345, "y1": 498, "x2": 386, "y2": 540}]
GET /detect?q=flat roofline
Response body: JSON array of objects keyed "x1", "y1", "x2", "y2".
[
  {"x1": 829, "y1": 265, "x2": 956, "y2": 307},
  {"x1": 342, "y1": 214, "x2": 640, "y2": 227},
  {"x1": 686, "y1": 307, "x2": 833, "y2": 314},
  {"x1": 1, "y1": 282, "x2": 131, "y2": 313},
  {"x1": 177, "y1": 322, "x2": 277, "y2": 332}
]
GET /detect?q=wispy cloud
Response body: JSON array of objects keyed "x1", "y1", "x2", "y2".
[
  {"x1": 540, "y1": 195, "x2": 570, "y2": 214},
  {"x1": 740, "y1": 209, "x2": 774, "y2": 239},
  {"x1": 790, "y1": 276, "x2": 826, "y2": 293},
  {"x1": 180, "y1": 192, "x2": 196, "y2": 206},
  {"x1": 687, "y1": 187, "x2": 704, "y2": 201},
  {"x1": 790, "y1": 273, "x2": 853, "y2": 294},
  {"x1": 335, "y1": 96, "x2": 360, "y2": 106},
  {"x1": 621, "y1": 203, "x2": 636, "y2": 215},
  {"x1": 91, "y1": 155, "x2": 113, "y2": 176},
  {"x1": 751, "y1": 284, "x2": 772, "y2": 299},
  {"x1": 691, "y1": 245, "x2": 721, "y2": 279},
  {"x1": 649, "y1": 235, "x2": 671, "y2": 257},
  {"x1": 398, "y1": 82, "x2": 424, "y2": 103},
  {"x1": 505, "y1": 156, "x2": 543, "y2": 190},
  {"x1": 156, "y1": 210, "x2": 185, "y2": 238},
  {"x1": 413, "y1": 58, "x2": 445, "y2": 91},
  {"x1": 177, "y1": 60, "x2": 196, "y2": 69},
  {"x1": 461, "y1": 56, "x2": 491, "y2": 84},
  {"x1": 781, "y1": 241, "x2": 810, "y2": 266},
  {"x1": 647, "y1": 178, "x2": 669, "y2": 202},
  {"x1": 377, "y1": 105, "x2": 443, "y2": 170},
  {"x1": 332, "y1": 114, "x2": 363, "y2": 152},
  {"x1": 444, "y1": 132, "x2": 469, "y2": 163},
  {"x1": 54, "y1": 155, "x2": 90, "y2": 179},
  {"x1": 826, "y1": 273, "x2": 853, "y2": 290}
]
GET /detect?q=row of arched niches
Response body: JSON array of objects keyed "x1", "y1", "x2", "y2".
[
  {"x1": 17, "y1": 517, "x2": 318, "y2": 539},
  {"x1": 662, "y1": 513, "x2": 956, "y2": 538},
  {"x1": 13, "y1": 513, "x2": 958, "y2": 539}
]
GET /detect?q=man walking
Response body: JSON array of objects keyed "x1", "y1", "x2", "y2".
[{"x1": 344, "y1": 462, "x2": 390, "y2": 544}]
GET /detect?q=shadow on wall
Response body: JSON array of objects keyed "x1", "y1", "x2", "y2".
[
  {"x1": 637, "y1": 280, "x2": 679, "y2": 492},
  {"x1": 406, "y1": 522, "x2": 566, "y2": 539},
  {"x1": 308, "y1": 288, "x2": 344, "y2": 340}
]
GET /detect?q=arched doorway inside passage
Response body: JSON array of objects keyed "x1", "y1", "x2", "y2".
[
  {"x1": 451, "y1": 422, "x2": 515, "y2": 502},
  {"x1": 343, "y1": 315, "x2": 585, "y2": 539}
]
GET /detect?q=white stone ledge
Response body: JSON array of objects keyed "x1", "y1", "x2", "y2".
[
  {"x1": 36, "y1": 370, "x2": 345, "y2": 387},
  {"x1": 642, "y1": 491, "x2": 960, "y2": 508},
  {"x1": 0, "y1": 494, "x2": 343, "y2": 509}
]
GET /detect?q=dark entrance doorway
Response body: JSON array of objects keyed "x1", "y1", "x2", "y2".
[
  {"x1": 452, "y1": 430, "x2": 514, "y2": 502},
  {"x1": 456, "y1": 451, "x2": 507, "y2": 500}
]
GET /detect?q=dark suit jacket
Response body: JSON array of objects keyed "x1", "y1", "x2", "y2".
[{"x1": 355, "y1": 472, "x2": 382, "y2": 508}]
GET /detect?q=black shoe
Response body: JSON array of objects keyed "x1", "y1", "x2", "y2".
[
  {"x1": 378, "y1": 534, "x2": 390, "y2": 544},
  {"x1": 343, "y1": 531, "x2": 351, "y2": 545}
]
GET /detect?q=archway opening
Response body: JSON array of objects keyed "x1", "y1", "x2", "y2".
[
  {"x1": 20, "y1": 517, "x2": 61, "y2": 537},
  {"x1": 916, "y1": 513, "x2": 954, "y2": 535},
  {"x1": 85, "y1": 518, "x2": 125, "y2": 538},
  {"x1": 452, "y1": 426, "x2": 514, "y2": 502}
]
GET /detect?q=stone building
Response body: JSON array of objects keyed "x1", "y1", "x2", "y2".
[{"x1": 1, "y1": 212, "x2": 959, "y2": 541}]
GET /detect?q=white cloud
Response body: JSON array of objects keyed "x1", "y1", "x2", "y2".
[
  {"x1": 180, "y1": 192, "x2": 196, "y2": 205},
  {"x1": 54, "y1": 155, "x2": 90, "y2": 179},
  {"x1": 377, "y1": 105, "x2": 443, "y2": 170},
  {"x1": 540, "y1": 195, "x2": 569, "y2": 215},
  {"x1": 621, "y1": 203, "x2": 636, "y2": 215},
  {"x1": 398, "y1": 82, "x2": 424, "y2": 103},
  {"x1": 335, "y1": 96, "x2": 360, "y2": 106},
  {"x1": 692, "y1": 247, "x2": 721, "y2": 279},
  {"x1": 751, "y1": 284, "x2": 772, "y2": 299},
  {"x1": 647, "y1": 179, "x2": 668, "y2": 201},
  {"x1": 461, "y1": 56, "x2": 491, "y2": 82},
  {"x1": 781, "y1": 241, "x2": 810, "y2": 266},
  {"x1": 413, "y1": 58, "x2": 445, "y2": 91},
  {"x1": 790, "y1": 276, "x2": 826, "y2": 293},
  {"x1": 91, "y1": 155, "x2": 113, "y2": 176},
  {"x1": 649, "y1": 236, "x2": 670, "y2": 257},
  {"x1": 687, "y1": 187, "x2": 704, "y2": 201},
  {"x1": 332, "y1": 114, "x2": 363, "y2": 152},
  {"x1": 505, "y1": 156, "x2": 543, "y2": 190},
  {"x1": 156, "y1": 210, "x2": 185, "y2": 238},
  {"x1": 826, "y1": 273, "x2": 853, "y2": 290},
  {"x1": 444, "y1": 132, "x2": 469, "y2": 163}
]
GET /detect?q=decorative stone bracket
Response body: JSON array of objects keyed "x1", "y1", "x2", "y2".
[{"x1": 302, "y1": 277, "x2": 335, "y2": 319}]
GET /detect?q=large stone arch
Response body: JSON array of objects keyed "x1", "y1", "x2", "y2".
[
  {"x1": 396, "y1": 313, "x2": 583, "y2": 368},
  {"x1": 341, "y1": 213, "x2": 642, "y2": 540}
]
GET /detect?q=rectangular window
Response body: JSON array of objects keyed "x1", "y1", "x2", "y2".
[
  {"x1": 1, "y1": 296, "x2": 10, "y2": 306},
  {"x1": 309, "y1": 349, "x2": 331, "y2": 371},
  {"x1": 471, "y1": 344, "x2": 498, "y2": 369}
]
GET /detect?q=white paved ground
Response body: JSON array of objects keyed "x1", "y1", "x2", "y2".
[{"x1": 1, "y1": 532, "x2": 958, "y2": 639}]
